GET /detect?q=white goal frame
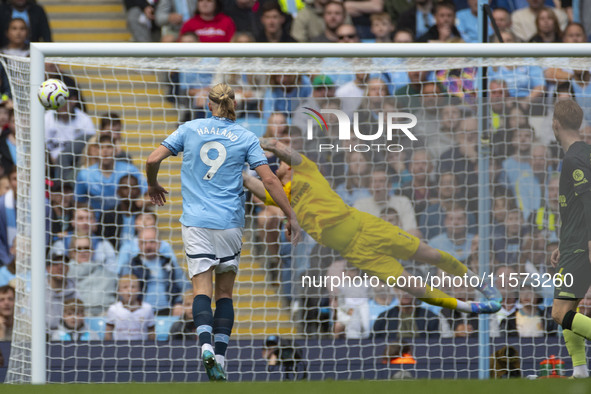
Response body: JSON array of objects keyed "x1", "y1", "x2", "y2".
[{"x1": 27, "y1": 42, "x2": 591, "y2": 384}]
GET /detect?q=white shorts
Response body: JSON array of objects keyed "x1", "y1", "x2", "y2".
[{"x1": 182, "y1": 225, "x2": 243, "y2": 278}]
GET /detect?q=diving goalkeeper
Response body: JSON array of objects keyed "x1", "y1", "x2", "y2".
[{"x1": 244, "y1": 139, "x2": 502, "y2": 314}]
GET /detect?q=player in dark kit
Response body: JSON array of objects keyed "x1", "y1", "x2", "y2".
[{"x1": 550, "y1": 99, "x2": 591, "y2": 378}]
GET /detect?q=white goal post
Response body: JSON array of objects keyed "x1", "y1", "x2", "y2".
[{"x1": 6, "y1": 42, "x2": 591, "y2": 384}]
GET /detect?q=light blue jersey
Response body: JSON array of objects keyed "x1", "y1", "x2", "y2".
[{"x1": 162, "y1": 116, "x2": 267, "y2": 229}]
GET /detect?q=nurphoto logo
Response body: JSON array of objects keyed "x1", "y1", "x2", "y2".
[{"x1": 303, "y1": 107, "x2": 418, "y2": 153}]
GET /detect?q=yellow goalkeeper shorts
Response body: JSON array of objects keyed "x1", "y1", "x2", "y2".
[{"x1": 339, "y1": 210, "x2": 420, "y2": 282}]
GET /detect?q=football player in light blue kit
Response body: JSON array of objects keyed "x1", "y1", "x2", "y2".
[{"x1": 146, "y1": 83, "x2": 297, "y2": 381}]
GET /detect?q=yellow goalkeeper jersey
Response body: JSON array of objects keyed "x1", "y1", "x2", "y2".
[{"x1": 265, "y1": 155, "x2": 362, "y2": 251}]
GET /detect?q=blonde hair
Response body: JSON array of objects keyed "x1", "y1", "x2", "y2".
[{"x1": 208, "y1": 83, "x2": 236, "y2": 121}]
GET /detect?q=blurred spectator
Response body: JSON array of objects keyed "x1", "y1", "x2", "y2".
[
  {"x1": 101, "y1": 174, "x2": 151, "y2": 250},
  {"x1": 396, "y1": 0, "x2": 434, "y2": 39},
  {"x1": 570, "y1": 69, "x2": 591, "y2": 127},
  {"x1": 117, "y1": 212, "x2": 176, "y2": 273},
  {"x1": 499, "y1": 128, "x2": 542, "y2": 220},
  {"x1": 0, "y1": 248, "x2": 14, "y2": 286},
  {"x1": 51, "y1": 205, "x2": 118, "y2": 274},
  {"x1": 491, "y1": 188, "x2": 517, "y2": 233},
  {"x1": 292, "y1": 75, "x2": 336, "y2": 132},
  {"x1": 394, "y1": 70, "x2": 430, "y2": 111},
  {"x1": 123, "y1": 0, "x2": 159, "y2": 42},
  {"x1": 51, "y1": 298, "x2": 100, "y2": 341},
  {"x1": 383, "y1": 0, "x2": 412, "y2": 27},
  {"x1": 311, "y1": 1, "x2": 346, "y2": 42},
  {"x1": 332, "y1": 265, "x2": 370, "y2": 339},
  {"x1": 441, "y1": 306, "x2": 479, "y2": 337},
  {"x1": 561, "y1": 21, "x2": 586, "y2": 43},
  {"x1": 0, "y1": 0, "x2": 51, "y2": 47},
  {"x1": 527, "y1": 173, "x2": 559, "y2": 244},
  {"x1": 256, "y1": 1, "x2": 296, "y2": 42},
  {"x1": 223, "y1": 0, "x2": 260, "y2": 37},
  {"x1": 511, "y1": 0, "x2": 567, "y2": 42},
  {"x1": 457, "y1": 0, "x2": 492, "y2": 42},
  {"x1": 354, "y1": 78, "x2": 389, "y2": 140},
  {"x1": 292, "y1": 0, "x2": 328, "y2": 42},
  {"x1": 500, "y1": 285, "x2": 557, "y2": 337},
  {"x1": 439, "y1": 117, "x2": 479, "y2": 213},
  {"x1": 489, "y1": 7, "x2": 512, "y2": 41},
  {"x1": 45, "y1": 253, "x2": 80, "y2": 332},
  {"x1": 1, "y1": 17, "x2": 28, "y2": 56},
  {"x1": 0, "y1": 174, "x2": 8, "y2": 195},
  {"x1": 179, "y1": 0, "x2": 235, "y2": 42},
  {"x1": 0, "y1": 104, "x2": 14, "y2": 178},
  {"x1": 492, "y1": 208, "x2": 530, "y2": 270},
  {"x1": 176, "y1": 33, "x2": 217, "y2": 119},
  {"x1": 169, "y1": 290, "x2": 197, "y2": 340},
  {"x1": 420, "y1": 172, "x2": 477, "y2": 240},
  {"x1": 428, "y1": 202, "x2": 477, "y2": 268},
  {"x1": 399, "y1": 148, "x2": 434, "y2": 216},
  {"x1": 343, "y1": 0, "x2": 384, "y2": 39},
  {"x1": 120, "y1": 227, "x2": 190, "y2": 316},
  {"x1": 155, "y1": 0, "x2": 197, "y2": 42},
  {"x1": 529, "y1": 6, "x2": 562, "y2": 42},
  {"x1": 333, "y1": 151, "x2": 372, "y2": 204},
  {"x1": 370, "y1": 12, "x2": 394, "y2": 42},
  {"x1": 0, "y1": 165, "x2": 15, "y2": 266},
  {"x1": 436, "y1": 104, "x2": 462, "y2": 153},
  {"x1": 48, "y1": 180, "x2": 74, "y2": 239},
  {"x1": 262, "y1": 74, "x2": 311, "y2": 122},
  {"x1": 373, "y1": 291, "x2": 440, "y2": 340},
  {"x1": 489, "y1": 79, "x2": 512, "y2": 132},
  {"x1": 392, "y1": 27, "x2": 413, "y2": 42},
  {"x1": 417, "y1": 1, "x2": 461, "y2": 42},
  {"x1": 490, "y1": 265, "x2": 519, "y2": 338},
  {"x1": 368, "y1": 285, "x2": 398, "y2": 329},
  {"x1": 0, "y1": 284, "x2": 14, "y2": 340},
  {"x1": 353, "y1": 167, "x2": 421, "y2": 237},
  {"x1": 98, "y1": 113, "x2": 132, "y2": 162},
  {"x1": 45, "y1": 76, "x2": 95, "y2": 181},
  {"x1": 491, "y1": 0, "x2": 561, "y2": 13},
  {"x1": 75, "y1": 134, "x2": 147, "y2": 214},
  {"x1": 336, "y1": 72, "x2": 368, "y2": 116},
  {"x1": 104, "y1": 274, "x2": 156, "y2": 340},
  {"x1": 67, "y1": 235, "x2": 118, "y2": 316},
  {"x1": 335, "y1": 22, "x2": 360, "y2": 42},
  {"x1": 488, "y1": 32, "x2": 546, "y2": 113}
]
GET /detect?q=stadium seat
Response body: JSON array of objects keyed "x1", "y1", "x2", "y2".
[
  {"x1": 155, "y1": 316, "x2": 181, "y2": 341},
  {"x1": 85, "y1": 317, "x2": 106, "y2": 340}
]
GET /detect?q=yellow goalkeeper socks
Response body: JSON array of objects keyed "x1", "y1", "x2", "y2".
[
  {"x1": 418, "y1": 285, "x2": 458, "y2": 310},
  {"x1": 436, "y1": 251, "x2": 468, "y2": 277},
  {"x1": 564, "y1": 329, "x2": 587, "y2": 367}
]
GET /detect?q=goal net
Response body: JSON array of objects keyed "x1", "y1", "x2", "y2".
[{"x1": 2, "y1": 47, "x2": 585, "y2": 382}]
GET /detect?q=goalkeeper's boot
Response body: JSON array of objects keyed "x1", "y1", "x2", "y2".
[
  {"x1": 478, "y1": 281, "x2": 503, "y2": 303},
  {"x1": 212, "y1": 362, "x2": 227, "y2": 382},
  {"x1": 202, "y1": 349, "x2": 217, "y2": 382},
  {"x1": 470, "y1": 300, "x2": 501, "y2": 314}
]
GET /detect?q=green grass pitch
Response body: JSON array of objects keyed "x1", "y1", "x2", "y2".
[{"x1": 2, "y1": 379, "x2": 591, "y2": 394}]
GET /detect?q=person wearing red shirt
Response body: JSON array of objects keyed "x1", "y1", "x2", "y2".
[{"x1": 179, "y1": 0, "x2": 235, "y2": 42}]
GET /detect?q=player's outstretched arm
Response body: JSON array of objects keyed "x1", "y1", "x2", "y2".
[
  {"x1": 146, "y1": 145, "x2": 172, "y2": 206},
  {"x1": 259, "y1": 138, "x2": 303, "y2": 166},
  {"x1": 243, "y1": 171, "x2": 266, "y2": 201},
  {"x1": 255, "y1": 164, "x2": 301, "y2": 244}
]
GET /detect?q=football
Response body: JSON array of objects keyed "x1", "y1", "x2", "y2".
[{"x1": 37, "y1": 78, "x2": 69, "y2": 110}]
